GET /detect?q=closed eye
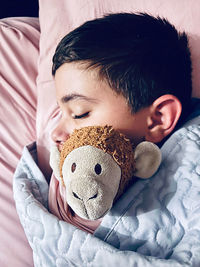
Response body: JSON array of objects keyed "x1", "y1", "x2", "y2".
[{"x1": 72, "y1": 112, "x2": 90, "y2": 119}]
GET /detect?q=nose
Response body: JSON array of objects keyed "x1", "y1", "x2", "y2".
[
  {"x1": 51, "y1": 122, "x2": 70, "y2": 146},
  {"x1": 72, "y1": 190, "x2": 98, "y2": 201},
  {"x1": 70, "y1": 176, "x2": 99, "y2": 201}
]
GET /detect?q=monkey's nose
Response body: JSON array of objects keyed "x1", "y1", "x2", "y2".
[
  {"x1": 72, "y1": 191, "x2": 82, "y2": 200},
  {"x1": 72, "y1": 191, "x2": 98, "y2": 201},
  {"x1": 88, "y1": 193, "x2": 98, "y2": 200}
]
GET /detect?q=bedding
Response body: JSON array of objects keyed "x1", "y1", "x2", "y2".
[
  {"x1": 0, "y1": 17, "x2": 39, "y2": 267},
  {"x1": 1, "y1": 0, "x2": 200, "y2": 266},
  {"x1": 13, "y1": 115, "x2": 200, "y2": 266}
]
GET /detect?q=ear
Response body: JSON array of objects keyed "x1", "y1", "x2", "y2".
[
  {"x1": 49, "y1": 145, "x2": 61, "y2": 181},
  {"x1": 133, "y1": 141, "x2": 162, "y2": 178},
  {"x1": 145, "y1": 95, "x2": 182, "y2": 143}
]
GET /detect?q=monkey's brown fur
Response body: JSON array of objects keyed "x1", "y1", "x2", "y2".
[{"x1": 60, "y1": 125, "x2": 136, "y2": 200}]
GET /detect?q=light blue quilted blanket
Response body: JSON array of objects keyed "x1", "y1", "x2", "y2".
[{"x1": 13, "y1": 116, "x2": 200, "y2": 267}]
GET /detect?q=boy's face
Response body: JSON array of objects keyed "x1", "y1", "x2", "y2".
[{"x1": 52, "y1": 62, "x2": 149, "y2": 151}]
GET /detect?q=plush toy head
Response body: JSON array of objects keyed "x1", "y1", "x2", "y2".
[{"x1": 50, "y1": 125, "x2": 161, "y2": 220}]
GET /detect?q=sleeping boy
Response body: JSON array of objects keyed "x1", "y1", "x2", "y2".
[
  {"x1": 48, "y1": 12, "x2": 199, "y2": 228},
  {"x1": 14, "y1": 13, "x2": 200, "y2": 266}
]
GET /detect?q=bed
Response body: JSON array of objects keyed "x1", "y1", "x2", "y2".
[{"x1": 1, "y1": 1, "x2": 200, "y2": 266}]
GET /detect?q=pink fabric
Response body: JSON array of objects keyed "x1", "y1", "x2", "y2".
[
  {"x1": 0, "y1": 17, "x2": 40, "y2": 267},
  {"x1": 36, "y1": 0, "x2": 200, "y2": 181},
  {"x1": 48, "y1": 174, "x2": 102, "y2": 234},
  {"x1": 1, "y1": 1, "x2": 200, "y2": 266}
]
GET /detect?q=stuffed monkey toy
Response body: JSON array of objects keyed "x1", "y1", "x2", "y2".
[{"x1": 50, "y1": 125, "x2": 161, "y2": 220}]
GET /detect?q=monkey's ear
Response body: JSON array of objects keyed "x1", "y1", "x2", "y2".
[
  {"x1": 133, "y1": 141, "x2": 162, "y2": 179},
  {"x1": 49, "y1": 145, "x2": 61, "y2": 181}
]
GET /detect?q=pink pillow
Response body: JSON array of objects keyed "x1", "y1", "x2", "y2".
[
  {"x1": 0, "y1": 17, "x2": 40, "y2": 267},
  {"x1": 37, "y1": 0, "x2": 200, "y2": 179}
]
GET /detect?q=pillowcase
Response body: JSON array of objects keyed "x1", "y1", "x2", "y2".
[
  {"x1": 36, "y1": 0, "x2": 200, "y2": 179},
  {"x1": 1, "y1": 17, "x2": 40, "y2": 267}
]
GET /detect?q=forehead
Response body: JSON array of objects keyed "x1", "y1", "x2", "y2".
[
  {"x1": 55, "y1": 62, "x2": 100, "y2": 88},
  {"x1": 64, "y1": 145, "x2": 113, "y2": 164},
  {"x1": 56, "y1": 61, "x2": 97, "y2": 76},
  {"x1": 54, "y1": 62, "x2": 118, "y2": 101},
  {"x1": 62, "y1": 145, "x2": 121, "y2": 176}
]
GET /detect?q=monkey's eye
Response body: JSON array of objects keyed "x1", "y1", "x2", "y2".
[
  {"x1": 94, "y1": 163, "x2": 102, "y2": 175},
  {"x1": 71, "y1": 162, "x2": 76, "y2": 173}
]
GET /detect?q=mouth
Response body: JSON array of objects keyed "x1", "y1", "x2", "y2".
[{"x1": 82, "y1": 204, "x2": 110, "y2": 220}]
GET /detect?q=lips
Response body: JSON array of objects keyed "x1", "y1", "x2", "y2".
[{"x1": 82, "y1": 204, "x2": 110, "y2": 220}]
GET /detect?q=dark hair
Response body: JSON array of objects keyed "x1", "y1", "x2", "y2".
[{"x1": 52, "y1": 13, "x2": 192, "y2": 117}]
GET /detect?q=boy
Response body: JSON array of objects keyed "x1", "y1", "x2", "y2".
[
  {"x1": 14, "y1": 13, "x2": 200, "y2": 266},
  {"x1": 51, "y1": 13, "x2": 191, "y2": 150}
]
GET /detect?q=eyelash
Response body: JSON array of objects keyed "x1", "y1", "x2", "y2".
[{"x1": 73, "y1": 112, "x2": 90, "y2": 119}]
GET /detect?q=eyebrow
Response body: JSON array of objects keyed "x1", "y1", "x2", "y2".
[{"x1": 60, "y1": 93, "x2": 97, "y2": 104}]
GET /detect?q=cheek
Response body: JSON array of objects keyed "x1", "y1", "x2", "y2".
[
  {"x1": 91, "y1": 110, "x2": 128, "y2": 131},
  {"x1": 86, "y1": 107, "x2": 119, "y2": 126},
  {"x1": 95, "y1": 100, "x2": 130, "y2": 126}
]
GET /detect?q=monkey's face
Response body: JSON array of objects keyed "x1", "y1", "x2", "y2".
[{"x1": 62, "y1": 145, "x2": 121, "y2": 220}]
